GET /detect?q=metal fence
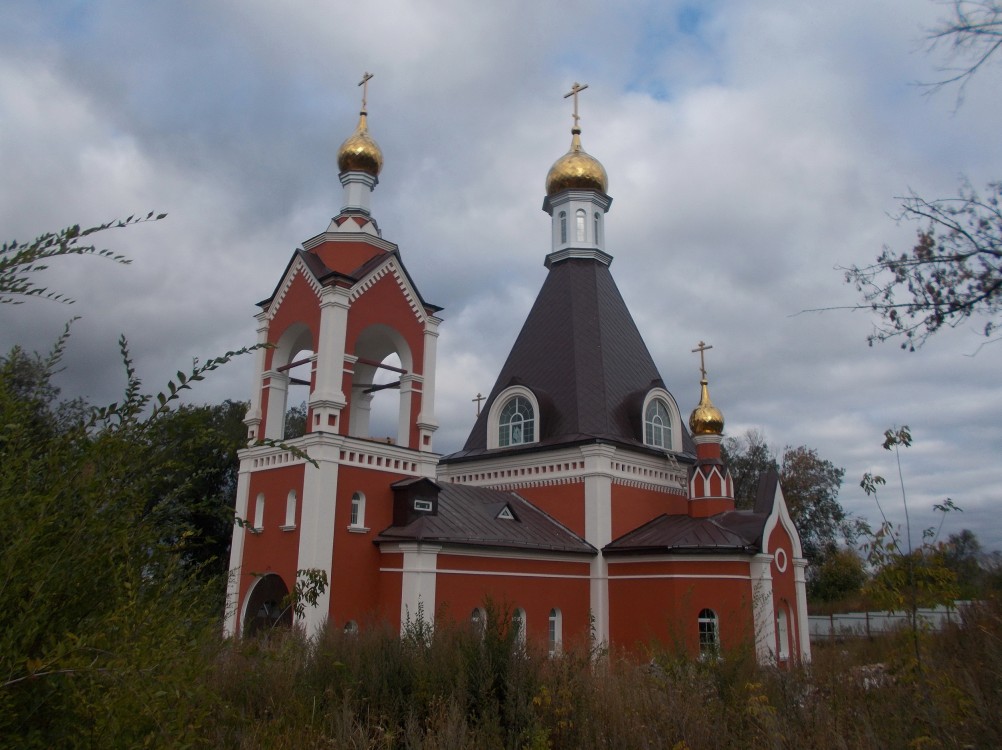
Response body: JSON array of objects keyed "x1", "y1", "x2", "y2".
[{"x1": 808, "y1": 601, "x2": 976, "y2": 641}]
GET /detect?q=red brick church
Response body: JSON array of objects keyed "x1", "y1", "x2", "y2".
[{"x1": 224, "y1": 79, "x2": 811, "y2": 665}]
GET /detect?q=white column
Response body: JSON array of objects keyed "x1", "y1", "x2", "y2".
[
  {"x1": 399, "y1": 543, "x2": 441, "y2": 634},
  {"x1": 415, "y1": 316, "x2": 441, "y2": 451},
  {"x1": 397, "y1": 374, "x2": 417, "y2": 448},
  {"x1": 223, "y1": 464, "x2": 252, "y2": 637},
  {"x1": 296, "y1": 449, "x2": 340, "y2": 637},
  {"x1": 263, "y1": 372, "x2": 289, "y2": 440},
  {"x1": 794, "y1": 559, "x2": 812, "y2": 662},
  {"x1": 309, "y1": 286, "x2": 350, "y2": 432},
  {"x1": 244, "y1": 313, "x2": 270, "y2": 441},
  {"x1": 750, "y1": 554, "x2": 777, "y2": 665}
]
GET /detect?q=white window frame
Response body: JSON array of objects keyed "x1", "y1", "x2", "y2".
[
  {"x1": 641, "y1": 388, "x2": 682, "y2": 452},
  {"x1": 486, "y1": 386, "x2": 540, "y2": 450},
  {"x1": 777, "y1": 606, "x2": 790, "y2": 661},
  {"x1": 575, "y1": 208, "x2": 586, "y2": 242},
  {"x1": 348, "y1": 491, "x2": 369, "y2": 532},
  {"x1": 548, "y1": 608, "x2": 562, "y2": 656},
  {"x1": 253, "y1": 492, "x2": 265, "y2": 532},
  {"x1": 698, "y1": 608, "x2": 719, "y2": 657},
  {"x1": 281, "y1": 490, "x2": 297, "y2": 531},
  {"x1": 512, "y1": 607, "x2": 527, "y2": 648}
]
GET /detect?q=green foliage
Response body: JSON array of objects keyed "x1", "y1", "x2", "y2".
[
  {"x1": 722, "y1": 430, "x2": 859, "y2": 559},
  {"x1": 808, "y1": 547, "x2": 867, "y2": 603},
  {"x1": 284, "y1": 400, "x2": 308, "y2": 439},
  {"x1": 1, "y1": 213, "x2": 163, "y2": 305}
]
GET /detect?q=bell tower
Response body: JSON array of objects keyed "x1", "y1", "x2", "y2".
[{"x1": 226, "y1": 75, "x2": 442, "y2": 638}]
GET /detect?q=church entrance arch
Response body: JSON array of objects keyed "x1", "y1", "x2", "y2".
[{"x1": 242, "y1": 573, "x2": 293, "y2": 635}]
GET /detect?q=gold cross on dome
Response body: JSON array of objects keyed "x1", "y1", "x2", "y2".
[
  {"x1": 563, "y1": 82, "x2": 589, "y2": 129},
  {"x1": 473, "y1": 392, "x2": 486, "y2": 418},
  {"x1": 691, "y1": 340, "x2": 713, "y2": 380},
  {"x1": 358, "y1": 71, "x2": 374, "y2": 111}
]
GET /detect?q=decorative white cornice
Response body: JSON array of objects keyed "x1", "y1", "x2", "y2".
[
  {"x1": 302, "y1": 232, "x2": 398, "y2": 254},
  {"x1": 545, "y1": 247, "x2": 614, "y2": 268}
]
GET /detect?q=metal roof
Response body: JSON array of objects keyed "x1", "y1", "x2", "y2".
[
  {"x1": 603, "y1": 510, "x2": 770, "y2": 556},
  {"x1": 375, "y1": 483, "x2": 596, "y2": 555}
]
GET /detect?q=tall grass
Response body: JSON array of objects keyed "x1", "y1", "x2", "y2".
[{"x1": 184, "y1": 598, "x2": 1002, "y2": 749}]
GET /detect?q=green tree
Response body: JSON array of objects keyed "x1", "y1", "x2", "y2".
[
  {"x1": 942, "y1": 528, "x2": 985, "y2": 598},
  {"x1": 722, "y1": 431, "x2": 858, "y2": 558},
  {"x1": 807, "y1": 547, "x2": 867, "y2": 603}
]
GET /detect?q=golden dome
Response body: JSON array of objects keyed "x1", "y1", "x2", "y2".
[
  {"x1": 545, "y1": 127, "x2": 608, "y2": 196},
  {"x1": 689, "y1": 379, "x2": 725, "y2": 436},
  {"x1": 337, "y1": 111, "x2": 383, "y2": 176}
]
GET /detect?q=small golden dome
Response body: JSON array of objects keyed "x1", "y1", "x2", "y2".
[
  {"x1": 689, "y1": 380, "x2": 725, "y2": 436},
  {"x1": 337, "y1": 111, "x2": 383, "y2": 176},
  {"x1": 545, "y1": 128, "x2": 608, "y2": 196}
]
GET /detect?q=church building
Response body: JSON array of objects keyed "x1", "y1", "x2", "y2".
[{"x1": 224, "y1": 78, "x2": 811, "y2": 665}]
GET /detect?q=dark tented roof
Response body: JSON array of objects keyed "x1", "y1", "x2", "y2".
[
  {"x1": 443, "y1": 257, "x2": 694, "y2": 462},
  {"x1": 375, "y1": 483, "x2": 596, "y2": 555},
  {"x1": 602, "y1": 509, "x2": 772, "y2": 556}
]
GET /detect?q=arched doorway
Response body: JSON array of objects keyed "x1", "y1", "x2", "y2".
[{"x1": 243, "y1": 573, "x2": 293, "y2": 635}]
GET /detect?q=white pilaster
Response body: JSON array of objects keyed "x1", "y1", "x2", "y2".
[
  {"x1": 399, "y1": 543, "x2": 441, "y2": 633},
  {"x1": 794, "y1": 559, "x2": 812, "y2": 662},
  {"x1": 398, "y1": 374, "x2": 417, "y2": 448},
  {"x1": 750, "y1": 554, "x2": 777, "y2": 665},
  {"x1": 263, "y1": 371, "x2": 289, "y2": 440},
  {"x1": 223, "y1": 464, "x2": 252, "y2": 637},
  {"x1": 296, "y1": 448, "x2": 340, "y2": 637},
  {"x1": 581, "y1": 444, "x2": 615, "y2": 646}
]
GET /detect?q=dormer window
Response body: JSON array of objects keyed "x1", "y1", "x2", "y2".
[
  {"x1": 645, "y1": 399, "x2": 671, "y2": 448},
  {"x1": 642, "y1": 388, "x2": 680, "y2": 451},
  {"x1": 499, "y1": 396, "x2": 534, "y2": 447}
]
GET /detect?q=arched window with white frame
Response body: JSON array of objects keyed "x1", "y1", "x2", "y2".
[
  {"x1": 698, "y1": 608, "x2": 719, "y2": 657},
  {"x1": 777, "y1": 605, "x2": 790, "y2": 661},
  {"x1": 593, "y1": 212, "x2": 601, "y2": 245},
  {"x1": 645, "y1": 399, "x2": 672, "y2": 448},
  {"x1": 559, "y1": 211, "x2": 567, "y2": 243},
  {"x1": 253, "y1": 492, "x2": 265, "y2": 532},
  {"x1": 575, "y1": 209, "x2": 586, "y2": 241},
  {"x1": 349, "y1": 491, "x2": 366, "y2": 530},
  {"x1": 284, "y1": 490, "x2": 297, "y2": 529},
  {"x1": 548, "y1": 608, "x2": 562, "y2": 656},
  {"x1": 499, "y1": 396, "x2": 535, "y2": 447},
  {"x1": 512, "y1": 608, "x2": 527, "y2": 647}
]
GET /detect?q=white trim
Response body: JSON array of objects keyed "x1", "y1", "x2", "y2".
[
  {"x1": 606, "y1": 552, "x2": 754, "y2": 565},
  {"x1": 302, "y1": 230, "x2": 399, "y2": 255},
  {"x1": 267, "y1": 257, "x2": 323, "y2": 319},
  {"x1": 486, "y1": 386, "x2": 540, "y2": 450},
  {"x1": 381, "y1": 542, "x2": 593, "y2": 564},
  {"x1": 296, "y1": 459, "x2": 339, "y2": 637},
  {"x1": 750, "y1": 553, "x2": 777, "y2": 665},
  {"x1": 607, "y1": 572, "x2": 753, "y2": 581},
  {"x1": 399, "y1": 543, "x2": 441, "y2": 633},
  {"x1": 223, "y1": 468, "x2": 252, "y2": 637},
  {"x1": 349, "y1": 256, "x2": 428, "y2": 324},
  {"x1": 774, "y1": 547, "x2": 788, "y2": 573},
  {"x1": 381, "y1": 566, "x2": 592, "y2": 580}
]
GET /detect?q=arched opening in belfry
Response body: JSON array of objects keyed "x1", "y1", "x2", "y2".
[
  {"x1": 242, "y1": 573, "x2": 293, "y2": 635},
  {"x1": 265, "y1": 323, "x2": 314, "y2": 440},
  {"x1": 349, "y1": 324, "x2": 413, "y2": 447},
  {"x1": 284, "y1": 348, "x2": 314, "y2": 439}
]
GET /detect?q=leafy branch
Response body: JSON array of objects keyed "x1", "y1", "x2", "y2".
[{"x1": 1, "y1": 212, "x2": 165, "y2": 305}]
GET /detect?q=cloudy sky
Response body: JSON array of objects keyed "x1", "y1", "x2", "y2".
[{"x1": 2, "y1": 1, "x2": 1000, "y2": 551}]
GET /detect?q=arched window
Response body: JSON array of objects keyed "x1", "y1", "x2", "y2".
[
  {"x1": 350, "y1": 491, "x2": 366, "y2": 529},
  {"x1": 644, "y1": 399, "x2": 672, "y2": 448},
  {"x1": 512, "y1": 608, "x2": 526, "y2": 647},
  {"x1": 559, "y1": 211, "x2": 567, "y2": 243},
  {"x1": 575, "y1": 209, "x2": 586, "y2": 241},
  {"x1": 471, "y1": 607, "x2": 485, "y2": 636},
  {"x1": 548, "y1": 608, "x2": 562, "y2": 656},
  {"x1": 499, "y1": 396, "x2": 535, "y2": 447},
  {"x1": 344, "y1": 620, "x2": 359, "y2": 636},
  {"x1": 698, "y1": 608, "x2": 719, "y2": 657},
  {"x1": 284, "y1": 490, "x2": 297, "y2": 529},
  {"x1": 777, "y1": 606, "x2": 790, "y2": 660},
  {"x1": 253, "y1": 492, "x2": 265, "y2": 531},
  {"x1": 594, "y1": 212, "x2": 600, "y2": 244}
]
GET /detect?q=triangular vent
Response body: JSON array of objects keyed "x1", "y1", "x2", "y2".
[{"x1": 497, "y1": 505, "x2": 517, "y2": 521}]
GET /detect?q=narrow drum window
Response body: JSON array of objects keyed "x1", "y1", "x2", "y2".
[
  {"x1": 594, "y1": 212, "x2": 600, "y2": 244},
  {"x1": 644, "y1": 399, "x2": 672, "y2": 448},
  {"x1": 559, "y1": 211, "x2": 567, "y2": 243},
  {"x1": 575, "y1": 209, "x2": 586, "y2": 241},
  {"x1": 499, "y1": 396, "x2": 535, "y2": 447}
]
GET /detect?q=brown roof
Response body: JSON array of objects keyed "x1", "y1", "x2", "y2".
[
  {"x1": 375, "y1": 483, "x2": 596, "y2": 555},
  {"x1": 443, "y1": 256, "x2": 694, "y2": 463},
  {"x1": 603, "y1": 510, "x2": 770, "y2": 556}
]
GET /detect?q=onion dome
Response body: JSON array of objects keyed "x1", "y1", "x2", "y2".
[
  {"x1": 545, "y1": 127, "x2": 608, "y2": 196},
  {"x1": 337, "y1": 111, "x2": 383, "y2": 176},
  {"x1": 689, "y1": 379, "x2": 724, "y2": 436}
]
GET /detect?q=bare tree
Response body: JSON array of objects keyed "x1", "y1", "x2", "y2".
[{"x1": 925, "y1": 1, "x2": 1002, "y2": 99}]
